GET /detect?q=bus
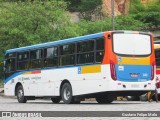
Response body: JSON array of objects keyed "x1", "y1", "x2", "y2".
[{"x1": 4, "y1": 31, "x2": 155, "y2": 104}]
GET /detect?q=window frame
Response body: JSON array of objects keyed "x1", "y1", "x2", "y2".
[
  {"x1": 76, "y1": 39, "x2": 95, "y2": 65},
  {"x1": 5, "y1": 36, "x2": 105, "y2": 73},
  {"x1": 76, "y1": 37, "x2": 105, "y2": 65},
  {"x1": 95, "y1": 37, "x2": 105, "y2": 63},
  {"x1": 59, "y1": 43, "x2": 76, "y2": 66},
  {"x1": 43, "y1": 46, "x2": 59, "y2": 68},
  {"x1": 29, "y1": 48, "x2": 44, "y2": 70},
  {"x1": 17, "y1": 51, "x2": 30, "y2": 71}
]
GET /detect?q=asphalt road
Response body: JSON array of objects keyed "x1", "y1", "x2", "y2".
[{"x1": 0, "y1": 95, "x2": 159, "y2": 120}]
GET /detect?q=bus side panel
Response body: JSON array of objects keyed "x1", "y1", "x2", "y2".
[
  {"x1": 4, "y1": 81, "x2": 15, "y2": 96},
  {"x1": 4, "y1": 74, "x2": 32, "y2": 96},
  {"x1": 70, "y1": 65, "x2": 155, "y2": 96},
  {"x1": 37, "y1": 70, "x2": 55, "y2": 96}
]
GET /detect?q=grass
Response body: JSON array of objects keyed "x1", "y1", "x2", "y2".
[{"x1": 0, "y1": 80, "x2": 4, "y2": 87}]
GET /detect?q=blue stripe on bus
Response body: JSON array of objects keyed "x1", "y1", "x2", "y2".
[
  {"x1": 115, "y1": 65, "x2": 151, "y2": 82},
  {"x1": 4, "y1": 71, "x2": 25, "y2": 84},
  {"x1": 6, "y1": 32, "x2": 104, "y2": 54}
]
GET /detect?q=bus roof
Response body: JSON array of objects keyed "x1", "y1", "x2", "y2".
[{"x1": 6, "y1": 32, "x2": 104, "y2": 54}]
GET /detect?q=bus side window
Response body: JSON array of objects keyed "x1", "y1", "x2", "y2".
[
  {"x1": 96, "y1": 38, "x2": 104, "y2": 63},
  {"x1": 44, "y1": 46, "x2": 58, "y2": 67},
  {"x1": 6, "y1": 58, "x2": 16, "y2": 72},
  {"x1": 5, "y1": 58, "x2": 16, "y2": 78},
  {"x1": 17, "y1": 51, "x2": 29, "y2": 70},
  {"x1": 60, "y1": 44, "x2": 75, "y2": 66},
  {"x1": 30, "y1": 49, "x2": 43, "y2": 69},
  {"x1": 77, "y1": 40, "x2": 94, "y2": 64}
]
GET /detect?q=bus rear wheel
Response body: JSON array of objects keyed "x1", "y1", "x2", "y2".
[
  {"x1": 16, "y1": 85, "x2": 27, "y2": 103},
  {"x1": 96, "y1": 96, "x2": 113, "y2": 104},
  {"x1": 61, "y1": 83, "x2": 80, "y2": 104},
  {"x1": 51, "y1": 97, "x2": 61, "y2": 103}
]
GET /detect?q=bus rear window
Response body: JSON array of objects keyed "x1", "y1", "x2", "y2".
[{"x1": 113, "y1": 33, "x2": 151, "y2": 56}]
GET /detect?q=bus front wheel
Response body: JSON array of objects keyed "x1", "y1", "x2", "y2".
[
  {"x1": 61, "y1": 83, "x2": 80, "y2": 104},
  {"x1": 16, "y1": 85, "x2": 27, "y2": 103}
]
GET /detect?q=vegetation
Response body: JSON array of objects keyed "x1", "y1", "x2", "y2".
[
  {"x1": 0, "y1": 0, "x2": 83, "y2": 80},
  {"x1": 130, "y1": 0, "x2": 160, "y2": 28},
  {"x1": 0, "y1": 0, "x2": 160, "y2": 81},
  {"x1": 0, "y1": 80, "x2": 3, "y2": 87}
]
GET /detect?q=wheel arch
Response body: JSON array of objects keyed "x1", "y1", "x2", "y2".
[
  {"x1": 59, "y1": 79, "x2": 72, "y2": 96},
  {"x1": 15, "y1": 82, "x2": 22, "y2": 96}
]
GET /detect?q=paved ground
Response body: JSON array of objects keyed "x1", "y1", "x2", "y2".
[{"x1": 0, "y1": 95, "x2": 159, "y2": 120}]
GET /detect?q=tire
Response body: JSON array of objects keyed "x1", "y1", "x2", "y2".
[
  {"x1": 16, "y1": 85, "x2": 27, "y2": 103},
  {"x1": 126, "y1": 96, "x2": 140, "y2": 101},
  {"x1": 51, "y1": 97, "x2": 61, "y2": 103},
  {"x1": 96, "y1": 96, "x2": 113, "y2": 104},
  {"x1": 139, "y1": 93, "x2": 148, "y2": 101},
  {"x1": 61, "y1": 83, "x2": 80, "y2": 104}
]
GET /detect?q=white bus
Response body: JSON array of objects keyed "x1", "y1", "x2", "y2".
[{"x1": 4, "y1": 31, "x2": 156, "y2": 104}]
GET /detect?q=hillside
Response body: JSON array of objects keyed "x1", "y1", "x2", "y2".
[
  {"x1": 102, "y1": 0, "x2": 159, "y2": 16},
  {"x1": 102, "y1": 0, "x2": 130, "y2": 16}
]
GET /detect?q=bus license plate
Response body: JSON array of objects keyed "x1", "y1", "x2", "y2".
[{"x1": 131, "y1": 84, "x2": 139, "y2": 88}]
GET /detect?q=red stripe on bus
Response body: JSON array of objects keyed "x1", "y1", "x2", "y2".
[{"x1": 32, "y1": 70, "x2": 41, "y2": 74}]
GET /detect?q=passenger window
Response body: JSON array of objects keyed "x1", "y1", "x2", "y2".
[
  {"x1": 77, "y1": 53, "x2": 94, "y2": 64},
  {"x1": 77, "y1": 41, "x2": 94, "y2": 53},
  {"x1": 5, "y1": 58, "x2": 16, "y2": 72},
  {"x1": 18, "y1": 52, "x2": 29, "y2": 61},
  {"x1": 77, "y1": 40, "x2": 94, "y2": 64},
  {"x1": 5, "y1": 53, "x2": 16, "y2": 59},
  {"x1": 96, "y1": 38, "x2": 104, "y2": 50},
  {"x1": 44, "y1": 47, "x2": 58, "y2": 67},
  {"x1": 17, "y1": 51, "x2": 29, "y2": 70},
  {"x1": 60, "y1": 43, "x2": 75, "y2": 66},
  {"x1": 60, "y1": 44, "x2": 75, "y2": 55},
  {"x1": 96, "y1": 38, "x2": 104, "y2": 63},
  {"x1": 30, "y1": 50, "x2": 43, "y2": 59},
  {"x1": 44, "y1": 47, "x2": 58, "y2": 58},
  {"x1": 30, "y1": 49, "x2": 43, "y2": 69}
]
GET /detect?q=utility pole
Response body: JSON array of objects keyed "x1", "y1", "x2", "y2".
[{"x1": 111, "y1": 0, "x2": 115, "y2": 30}]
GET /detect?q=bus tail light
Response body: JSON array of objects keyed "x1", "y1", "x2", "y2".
[
  {"x1": 151, "y1": 62, "x2": 155, "y2": 80},
  {"x1": 110, "y1": 60, "x2": 117, "y2": 80}
]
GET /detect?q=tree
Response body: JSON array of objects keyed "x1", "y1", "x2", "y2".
[
  {"x1": 0, "y1": 0, "x2": 83, "y2": 79},
  {"x1": 115, "y1": 15, "x2": 149, "y2": 31},
  {"x1": 65, "y1": 0, "x2": 103, "y2": 21},
  {"x1": 130, "y1": 1, "x2": 160, "y2": 27}
]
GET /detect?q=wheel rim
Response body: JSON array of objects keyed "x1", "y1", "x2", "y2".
[
  {"x1": 63, "y1": 87, "x2": 71, "y2": 100},
  {"x1": 18, "y1": 89, "x2": 23, "y2": 100}
]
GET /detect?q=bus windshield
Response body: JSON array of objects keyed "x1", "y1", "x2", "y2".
[{"x1": 113, "y1": 33, "x2": 151, "y2": 56}]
